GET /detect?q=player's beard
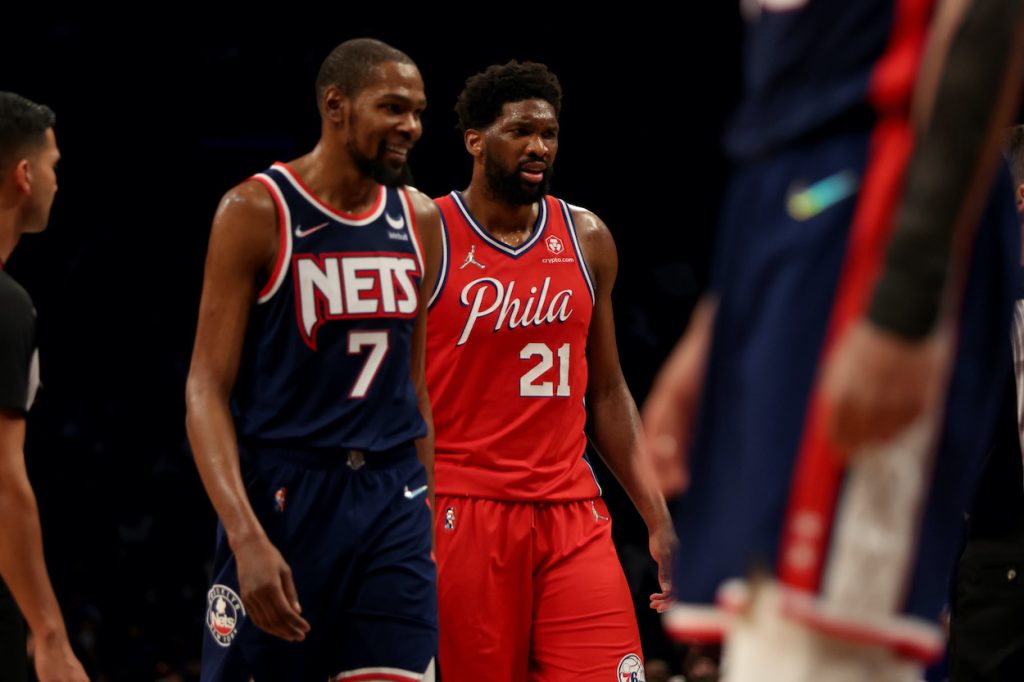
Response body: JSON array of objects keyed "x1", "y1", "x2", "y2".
[
  {"x1": 350, "y1": 139, "x2": 415, "y2": 188},
  {"x1": 483, "y1": 148, "x2": 553, "y2": 206}
]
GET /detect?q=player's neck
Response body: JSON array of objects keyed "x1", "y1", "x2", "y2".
[
  {"x1": 462, "y1": 185, "x2": 539, "y2": 241},
  {"x1": 0, "y1": 209, "x2": 21, "y2": 267},
  {"x1": 288, "y1": 144, "x2": 380, "y2": 215}
]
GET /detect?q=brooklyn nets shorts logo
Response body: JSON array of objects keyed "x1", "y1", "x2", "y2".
[
  {"x1": 617, "y1": 653, "x2": 645, "y2": 681},
  {"x1": 207, "y1": 584, "x2": 246, "y2": 647}
]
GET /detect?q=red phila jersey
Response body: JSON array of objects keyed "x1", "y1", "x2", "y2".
[{"x1": 427, "y1": 192, "x2": 600, "y2": 500}]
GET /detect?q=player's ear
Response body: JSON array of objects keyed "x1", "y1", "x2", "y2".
[
  {"x1": 322, "y1": 86, "x2": 349, "y2": 126},
  {"x1": 10, "y1": 159, "x2": 31, "y2": 196},
  {"x1": 464, "y1": 129, "x2": 483, "y2": 159}
]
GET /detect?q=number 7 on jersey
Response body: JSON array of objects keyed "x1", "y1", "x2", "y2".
[{"x1": 347, "y1": 330, "x2": 390, "y2": 398}]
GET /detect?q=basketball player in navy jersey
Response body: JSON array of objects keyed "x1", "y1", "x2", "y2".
[
  {"x1": 0, "y1": 93, "x2": 88, "y2": 682},
  {"x1": 186, "y1": 39, "x2": 441, "y2": 682},
  {"x1": 643, "y1": 1, "x2": 1024, "y2": 680}
]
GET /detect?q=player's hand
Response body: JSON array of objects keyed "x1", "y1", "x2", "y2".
[
  {"x1": 647, "y1": 516, "x2": 677, "y2": 613},
  {"x1": 32, "y1": 631, "x2": 89, "y2": 682},
  {"x1": 641, "y1": 299, "x2": 716, "y2": 497},
  {"x1": 821, "y1": 319, "x2": 943, "y2": 452},
  {"x1": 232, "y1": 534, "x2": 311, "y2": 642}
]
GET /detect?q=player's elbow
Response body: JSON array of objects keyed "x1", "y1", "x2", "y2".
[{"x1": 184, "y1": 374, "x2": 226, "y2": 433}]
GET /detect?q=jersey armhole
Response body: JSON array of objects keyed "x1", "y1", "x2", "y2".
[
  {"x1": 250, "y1": 173, "x2": 293, "y2": 304},
  {"x1": 399, "y1": 187, "x2": 426, "y2": 274},
  {"x1": 428, "y1": 209, "x2": 451, "y2": 310},
  {"x1": 560, "y1": 200, "x2": 597, "y2": 304}
]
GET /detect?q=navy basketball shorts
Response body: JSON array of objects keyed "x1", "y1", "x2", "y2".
[
  {"x1": 664, "y1": 126, "x2": 1019, "y2": 662},
  {"x1": 200, "y1": 442, "x2": 437, "y2": 682}
]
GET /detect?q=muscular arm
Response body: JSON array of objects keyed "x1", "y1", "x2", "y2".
[
  {"x1": 406, "y1": 189, "x2": 441, "y2": 506},
  {"x1": 641, "y1": 297, "x2": 717, "y2": 497},
  {"x1": 185, "y1": 180, "x2": 309, "y2": 641},
  {"x1": 576, "y1": 209, "x2": 676, "y2": 608},
  {"x1": 825, "y1": 0, "x2": 1024, "y2": 449},
  {"x1": 0, "y1": 411, "x2": 87, "y2": 682}
]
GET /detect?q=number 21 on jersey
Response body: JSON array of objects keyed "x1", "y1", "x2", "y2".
[{"x1": 520, "y1": 342, "x2": 570, "y2": 397}]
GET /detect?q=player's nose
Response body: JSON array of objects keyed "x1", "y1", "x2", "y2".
[
  {"x1": 525, "y1": 134, "x2": 549, "y2": 158},
  {"x1": 397, "y1": 112, "x2": 422, "y2": 141}
]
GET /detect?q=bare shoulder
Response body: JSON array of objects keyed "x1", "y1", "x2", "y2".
[
  {"x1": 215, "y1": 179, "x2": 277, "y2": 228},
  {"x1": 568, "y1": 204, "x2": 617, "y2": 281},
  {"x1": 208, "y1": 179, "x2": 278, "y2": 271},
  {"x1": 403, "y1": 185, "x2": 442, "y2": 249},
  {"x1": 403, "y1": 186, "x2": 441, "y2": 222}
]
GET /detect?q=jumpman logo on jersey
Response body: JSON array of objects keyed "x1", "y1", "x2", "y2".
[{"x1": 460, "y1": 245, "x2": 485, "y2": 270}]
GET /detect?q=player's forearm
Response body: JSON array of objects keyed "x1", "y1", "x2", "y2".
[
  {"x1": 185, "y1": 383, "x2": 265, "y2": 549},
  {"x1": 414, "y1": 388, "x2": 435, "y2": 501},
  {"x1": 868, "y1": 0, "x2": 1024, "y2": 338},
  {"x1": 0, "y1": 472, "x2": 69, "y2": 640},
  {"x1": 590, "y1": 390, "x2": 671, "y2": 530}
]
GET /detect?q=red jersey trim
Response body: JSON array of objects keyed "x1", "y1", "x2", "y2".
[
  {"x1": 272, "y1": 162, "x2": 386, "y2": 225},
  {"x1": 449, "y1": 191, "x2": 549, "y2": 258},
  {"x1": 250, "y1": 174, "x2": 293, "y2": 304},
  {"x1": 867, "y1": 0, "x2": 934, "y2": 115}
]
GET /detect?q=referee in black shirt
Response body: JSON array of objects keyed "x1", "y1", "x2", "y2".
[{"x1": 0, "y1": 92, "x2": 86, "y2": 682}]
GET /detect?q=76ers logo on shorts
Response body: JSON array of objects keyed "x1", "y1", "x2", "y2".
[
  {"x1": 617, "y1": 654, "x2": 645, "y2": 681},
  {"x1": 207, "y1": 584, "x2": 246, "y2": 647}
]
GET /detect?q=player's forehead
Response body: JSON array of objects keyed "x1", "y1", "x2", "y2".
[
  {"x1": 495, "y1": 99, "x2": 557, "y2": 128},
  {"x1": 357, "y1": 61, "x2": 426, "y2": 106}
]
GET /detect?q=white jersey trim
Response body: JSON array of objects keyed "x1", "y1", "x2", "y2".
[
  {"x1": 450, "y1": 191, "x2": 548, "y2": 257},
  {"x1": 331, "y1": 665, "x2": 425, "y2": 681},
  {"x1": 252, "y1": 173, "x2": 293, "y2": 305},
  {"x1": 398, "y1": 188, "x2": 425, "y2": 274},
  {"x1": 561, "y1": 200, "x2": 596, "y2": 304},
  {"x1": 427, "y1": 209, "x2": 450, "y2": 309},
  {"x1": 273, "y1": 162, "x2": 386, "y2": 226},
  {"x1": 712, "y1": 578, "x2": 945, "y2": 662},
  {"x1": 661, "y1": 601, "x2": 733, "y2": 644}
]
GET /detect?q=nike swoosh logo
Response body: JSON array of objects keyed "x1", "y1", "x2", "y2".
[
  {"x1": 403, "y1": 485, "x2": 428, "y2": 500},
  {"x1": 294, "y1": 222, "x2": 330, "y2": 238},
  {"x1": 385, "y1": 213, "x2": 405, "y2": 230}
]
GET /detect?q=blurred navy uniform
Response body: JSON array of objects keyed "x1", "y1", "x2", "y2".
[{"x1": 664, "y1": 0, "x2": 1019, "y2": 671}]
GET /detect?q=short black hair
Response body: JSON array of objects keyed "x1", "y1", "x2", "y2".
[
  {"x1": 455, "y1": 61, "x2": 562, "y2": 132},
  {"x1": 0, "y1": 92, "x2": 55, "y2": 172},
  {"x1": 315, "y1": 38, "x2": 416, "y2": 103},
  {"x1": 1005, "y1": 125, "x2": 1024, "y2": 187}
]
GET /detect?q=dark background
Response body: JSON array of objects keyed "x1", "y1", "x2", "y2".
[{"x1": 0, "y1": 10, "x2": 742, "y2": 680}]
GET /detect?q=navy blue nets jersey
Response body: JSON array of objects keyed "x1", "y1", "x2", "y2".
[
  {"x1": 232, "y1": 163, "x2": 427, "y2": 451},
  {"x1": 726, "y1": 0, "x2": 930, "y2": 160}
]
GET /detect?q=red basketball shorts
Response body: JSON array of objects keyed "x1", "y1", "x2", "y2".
[{"x1": 435, "y1": 496, "x2": 644, "y2": 682}]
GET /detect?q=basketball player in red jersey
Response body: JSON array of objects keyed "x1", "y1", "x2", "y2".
[{"x1": 424, "y1": 61, "x2": 674, "y2": 681}]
